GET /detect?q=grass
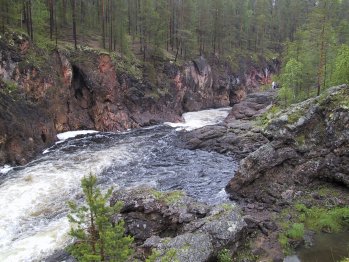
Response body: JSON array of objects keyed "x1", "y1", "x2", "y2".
[
  {"x1": 277, "y1": 183, "x2": 349, "y2": 255},
  {"x1": 287, "y1": 223, "x2": 305, "y2": 239},
  {"x1": 218, "y1": 248, "x2": 232, "y2": 262},
  {"x1": 278, "y1": 203, "x2": 349, "y2": 254},
  {"x1": 151, "y1": 190, "x2": 184, "y2": 205},
  {"x1": 305, "y1": 207, "x2": 349, "y2": 233}
]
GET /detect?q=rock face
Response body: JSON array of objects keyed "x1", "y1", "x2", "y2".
[
  {"x1": 0, "y1": 32, "x2": 277, "y2": 165},
  {"x1": 179, "y1": 90, "x2": 276, "y2": 159},
  {"x1": 225, "y1": 90, "x2": 276, "y2": 121},
  {"x1": 110, "y1": 187, "x2": 246, "y2": 262},
  {"x1": 226, "y1": 85, "x2": 349, "y2": 202}
]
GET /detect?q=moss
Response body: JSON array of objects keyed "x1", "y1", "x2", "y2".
[
  {"x1": 220, "y1": 203, "x2": 235, "y2": 212},
  {"x1": 0, "y1": 80, "x2": 18, "y2": 94},
  {"x1": 295, "y1": 134, "x2": 306, "y2": 146},
  {"x1": 287, "y1": 109, "x2": 304, "y2": 124},
  {"x1": 146, "y1": 248, "x2": 179, "y2": 262},
  {"x1": 255, "y1": 105, "x2": 281, "y2": 128},
  {"x1": 317, "y1": 86, "x2": 349, "y2": 110},
  {"x1": 218, "y1": 248, "x2": 232, "y2": 262},
  {"x1": 151, "y1": 190, "x2": 184, "y2": 205}
]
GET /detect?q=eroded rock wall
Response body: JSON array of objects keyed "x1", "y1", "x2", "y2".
[{"x1": 226, "y1": 85, "x2": 349, "y2": 203}]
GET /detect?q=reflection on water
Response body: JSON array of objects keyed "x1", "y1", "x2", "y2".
[{"x1": 285, "y1": 232, "x2": 349, "y2": 262}]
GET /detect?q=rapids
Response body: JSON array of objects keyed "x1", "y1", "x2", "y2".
[{"x1": 0, "y1": 107, "x2": 236, "y2": 262}]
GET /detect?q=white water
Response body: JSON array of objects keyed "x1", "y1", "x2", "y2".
[
  {"x1": 0, "y1": 144, "x2": 132, "y2": 261},
  {"x1": 56, "y1": 130, "x2": 99, "y2": 141},
  {"x1": 0, "y1": 108, "x2": 232, "y2": 262},
  {"x1": 165, "y1": 107, "x2": 231, "y2": 131},
  {"x1": 0, "y1": 165, "x2": 13, "y2": 174}
]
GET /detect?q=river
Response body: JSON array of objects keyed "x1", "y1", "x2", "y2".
[{"x1": 0, "y1": 107, "x2": 236, "y2": 262}]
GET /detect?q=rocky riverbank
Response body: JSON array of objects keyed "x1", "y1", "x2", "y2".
[{"x1": 180, "y1": 85, "x2": 349, "y2": 261}]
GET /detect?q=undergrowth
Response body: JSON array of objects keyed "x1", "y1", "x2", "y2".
[{"x1": 278, "y1": 203, "x2": 349, "y2": 254}]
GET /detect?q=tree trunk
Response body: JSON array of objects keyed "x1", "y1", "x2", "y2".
[
  {"x1": 62, "y1": 0, "x2": 67, "y2": 25},
  {"x1": 317, "y1": 3, "x2": 327, "y2": 96},
  {"x1": 109, "y1": 0, "x2": 113, "y2": 51},
  {"x1": 29, "y1": 0, "x2": 33, "y2": 41},
  {"x1": 102, "y1": 0, "x2": 105, "y2": 49},
  {"x1": 72, "y1": 0, "x2": 77, "y2": 49},
  {"x1": 55, "y1": 1, "x2": 58, "y2": 47},
  {"x1": 49, "y1": 0, "x2": 54, "y2": 40}
]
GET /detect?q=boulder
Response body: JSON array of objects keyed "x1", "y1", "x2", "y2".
[
  {"x1": 179, "y1": 89, "x2": 276, "y2": 159},
  {"x1": 111, "y1": 187, "x2": 246, "y2": 262}
]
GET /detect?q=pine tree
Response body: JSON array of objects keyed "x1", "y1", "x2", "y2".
[
  {"x1": 279, "y1": 58, "x2": 304, "y2": 106},
  {"x1": 332, "y1": 44, "x2": 349, "y2": 85},
  {"x1": 68, "y1": 174, "x2": 133, "y2": 262}
]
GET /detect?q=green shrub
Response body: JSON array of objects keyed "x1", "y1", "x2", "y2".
[
  {"x1": 287, "y1": 223, "x2": 305, "y2": 240},
  {"x1": 218, "y1": 248, "x2": 232, "y2": 262},
  {"x1": 67, "y1": 174, "x2": 133, "y2": 262}
]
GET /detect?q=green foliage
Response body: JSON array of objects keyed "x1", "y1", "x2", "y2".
[
  {"x1": 278, "y1": 200, "x2": 349, "y2": 254},
  {"x1": 278, "y1": 234, "x2": 290, "y2": 252},
  {"x1": 151, "y1": 190, "x2": 184, "y2": 205},
  {"x1": 110, "y1": 52, "x2": 142, "y2": 80},
  {"x1": 332, "y1": 44, "x2": 349, "y2": 85},
  {"x1": 279, "y1": 59, "x2": 304, "y2": 107},
  {"x1": 303, "y1": 207, "x2": 349, "y2": 233},
  {"x1": 255, "y1": 105, "x2": 280, "y2": 128},
  {"x1": 67, "y1": 174, "x2": 133, "y2": 262},
  {"x1": 287, "y1": 223, "x2": 305, "y2": 240},
  {"x1": 287, "y1": 109, "x2": 304, "y2": 124},
  {"x1": 146, "y1": 248, "x2": 179, "y2": 262},
  {"x1": 0, "y1": 80, "x2": 18, "y2": 94},
  {"x1": 218, "y1": 248, "x2": 232, "y2": 262}
]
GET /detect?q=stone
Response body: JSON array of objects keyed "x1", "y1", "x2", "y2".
[
  {"x1": 153, "y1": 233, "x2": 213, "y2": 262},
  {"x1": 226, "y1": 85, "x2": 349, "y2": 201},
  {"x1": 111, "y1": 187, "x2": 246, "y2": 261}
]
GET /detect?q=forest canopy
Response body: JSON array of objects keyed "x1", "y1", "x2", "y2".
[{"x1": 1, "y1": 0, "x2": 349, "y2": 104}]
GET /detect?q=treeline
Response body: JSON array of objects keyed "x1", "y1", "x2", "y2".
[
  {"x1": 278, "y1": 0, "x2": 349, "y2": 106},
  {"x1": 1, "y1": 0, "x2": 349, "y2": 105},
  {"x1": 0, "y1": 0, "x2": 329, "y2": 60}
]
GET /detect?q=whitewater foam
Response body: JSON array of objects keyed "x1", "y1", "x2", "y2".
[{"x1": 165, "y1": 107, "x2": 231, "y2": 131}]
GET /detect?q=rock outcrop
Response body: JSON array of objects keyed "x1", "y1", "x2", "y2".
[
  {"x1": 179, "y1": 90, "x2": 276, "y2": 159},
  {"x1": 226, "y1": 85, "x2": 349, "y2": 202},
  {"x1": 110, "y1": 187, "x2": 246, "y2": 262}
]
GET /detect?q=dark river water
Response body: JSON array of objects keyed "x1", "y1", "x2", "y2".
[{"x1": 0, "y1": 108, "x2": 236, "y2": 261}]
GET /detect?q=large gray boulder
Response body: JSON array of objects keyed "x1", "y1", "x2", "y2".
[{"x1": 111, "y1": 187, "x2": 246, "y2": 262}]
